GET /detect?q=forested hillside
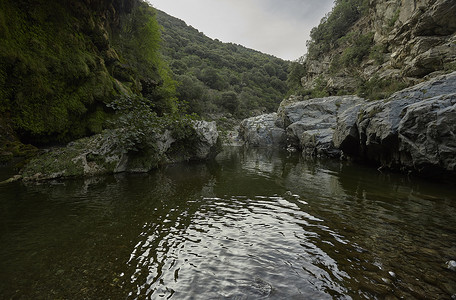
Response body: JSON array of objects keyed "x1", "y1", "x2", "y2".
[{"x1": 156, "y1": 10, "x2": 290, "y2": 119}]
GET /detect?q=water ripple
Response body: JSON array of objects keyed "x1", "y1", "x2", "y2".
[{"x1": 124, "y1": 194, "x2": 353, "y2": 299}]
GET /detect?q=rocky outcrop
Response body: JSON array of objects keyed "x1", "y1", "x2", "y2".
[
  {"x1": 239, "y1": 96, "x2": 365, "y2": 158},
  {"x1": 279, "y1": 96, "x2": 364, "y2": 157},
  {"x1": 240, "y1": 71, "x2": 456, "y2": 177},
  {"x1": 302, "y1": 0, "x2": 456, "y2": 95},
  {"x1": 20, "y1": 121, "x2": 219, "y2": 181},
  {"x1": 239, "y1": 113, "x2": 286, "y2": 147},
  {"x1": 335, "y1": 72, "x2": 456, "y2": 174}
]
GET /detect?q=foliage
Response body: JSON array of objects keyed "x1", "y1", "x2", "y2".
[
  {"x1": 286, "y1": 56, "x2": 307, "y2": 94},
  {"x1": 156, "y1": 10, "x2": 290, "y2": 119},
  {"x1": 0, "y1": 0, "x2": 115, "y2": 143},
  {"x1": 444, "y1": 61, "x2": 456, "y2": 72},
  {"x1": 105, "y1": 95, "x2": 159, "y2": 152},
  {"x1": 369, "y1": 43, "x2": 388, "y2": 65},
  {"x1": 0, "y1": 0, "x2": 178, "y2": 146},
  {"x1": 112, "y1": 2, "x2": 178, "y2": 115},
  {"x1": 357, "y1": 76, "x2": 407, "y2": 100},
  {"x1": 307, "y1": 0, "x2": 369, "y2": 59},
  {"x1": 106, "y1": 95, "x2": 199, "y2": 153},
  {"x1": 388, "y1": 9, "x2": 401, "y2": 28},
  {"x1": 331, "y1": 33, "x2": 374, "y2": 69}
]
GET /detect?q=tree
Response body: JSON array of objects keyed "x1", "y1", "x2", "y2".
[{"x1": 220, "y1": 91, "x2": 239, "y2": 114}]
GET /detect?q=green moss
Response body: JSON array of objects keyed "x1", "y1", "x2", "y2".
[
  {"x1": 21, "y1": 148, "x2": 84, "y2": 178},
  {"x1": 444, "y1": 61, "x2": 456, "y2": 72},
  {"x1": 1, "y1": 0, "x2": 178, "y2": 145},
  {"x1": 0, "y1": 1, "x2": 118, "y2": 143},
  {"x1": 87, "y1": 107, "x2": 109, "y2": 134}
]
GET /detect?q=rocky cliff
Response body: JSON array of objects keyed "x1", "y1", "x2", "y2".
[
  {"x1": 299, "y1": 0, "x2": 456, "y2": 98},
  {"x1": 240, "y1": 72, "x2": 456, "y2": 179}
]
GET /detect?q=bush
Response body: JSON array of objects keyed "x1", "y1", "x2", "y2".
[
  {"x1": 339, "y1": 33, "x2": 374, "y2": 67},
  {"x1": 357, "y1": 76, "x2": 407, "y2": 100},
  {"x1": 106, "y1": 95, "x2": 199, "y2": 153},
  {"x1": 307, "y1": 0, "x2": 369, "y2": 59},
  {"x1": 369, "y1": 44, "x2": 388, "y2": 65}
]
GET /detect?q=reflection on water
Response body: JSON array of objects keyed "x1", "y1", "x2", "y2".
[{"x1": 0, "y1": 147, "x2": 455, "y2": 299}]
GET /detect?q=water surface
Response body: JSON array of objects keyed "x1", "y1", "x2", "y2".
[{"x1": 1, "y1": 147, "x2": 455, "y2": 299}]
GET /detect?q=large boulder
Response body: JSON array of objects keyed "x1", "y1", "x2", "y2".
[
  {"x1": 239, "y1": 113, "x2": 286, "y2": 147},
  {"x1": 398, "y1": 93, "x2": 456, "y2": 172},
  {"x1": 279, "y1": 96, "x2": 364, "y2": 157},
  {"x1": 239, "y1": 95, "x2": 364, "y2": 157},
  {"x1": 192, "y1": 120, "x2": 220, "y2": 160},
  {"x1": 20, "y1": 121, "x2": 219, "y2": 181}
]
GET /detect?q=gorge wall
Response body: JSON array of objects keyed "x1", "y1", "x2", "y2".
[
  {"x1": 240, "y1": 0, "x2": 456, "y2": 179},
  {"x1": 300, "y1": 0, "x2": 456, "y2": 98}
]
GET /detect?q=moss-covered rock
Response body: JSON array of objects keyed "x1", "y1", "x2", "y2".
[{"x1": 20, "y1": 121, "x2": 219, "y2": 181}]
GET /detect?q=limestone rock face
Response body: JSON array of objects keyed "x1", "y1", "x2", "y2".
[
  {"x1": 334, "y1": 71, "x2": 456, "y2": 174},
  {"x1": 239, "y1": 96, "x2": 364, "y2": 158},
  {"x1": 21, "y1": 121, "x2": 219, "y2": 181},
  {"x1": 280, "y1": 96, "x2": 364, "y2": 157},
  {"x1": 398, "y1": 93, "x2": 456, "y2": 172},
  {"x1": 241, "y1": 71, "x2": 456, "y2": 177},
  {"x1": 239, "y1": 113, "x2": 286, "y2": 147},
  {"x1": 302, "y1": 0, "x2": 456, "y2": 94},
  {"x1": 192, "y1": 121, "x2": 219, "y2": 160}
]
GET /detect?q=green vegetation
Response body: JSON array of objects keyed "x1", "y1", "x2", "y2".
[
  {"x1": 0, "y1": 0, "x2": 113, "y2": 143},
  {"x1": 444, "y1": 61, "x2": 456, "y2": 72},
  {"x1": 286, "y1": 56, "x2": 307, "y2": 95},
  {"x1": 307, "y1": 0, "x2": 369, "y2": 59},
  {"x1": 357, "y1": 76, "x2": 407, "y2": 100},
  {"x1": 156, "y1": 10, "x2": 290, "y2": 119},
  {"x1": 105, "y1": 95, "x2": 199, "y2": 154},
  {"x1": 331, "y1": 33, "x2": 374, "y2": 69},
  {"x1": 0, "y1": 0, "x2": 178, "y2": 146},
  {"x1": 369, "y1": 44, "x2": 388, "y2": 65},
  {"x1": 388, "y1": 9, "x2": 400, "y2": 29},
  {"x1": 292, "y1": 0, "x2": 412, "y2": 101}
]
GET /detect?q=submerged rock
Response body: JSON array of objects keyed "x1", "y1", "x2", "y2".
[
  {"x1": 20, "y1": 121, "x2": 219, "y2": 181},
  {"x1": 446, "y1": 260, "x2": 456, "y2": 272}
]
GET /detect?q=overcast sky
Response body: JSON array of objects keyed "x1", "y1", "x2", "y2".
[{"x1": 147, "y1": 0, "x2": 334, "y2": 61}]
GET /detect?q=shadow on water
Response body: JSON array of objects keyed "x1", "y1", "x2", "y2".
[{"x1": 0, "y1": 146, "x2": 455, "y2": 299}]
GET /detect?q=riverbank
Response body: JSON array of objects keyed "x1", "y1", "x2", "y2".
[{"x1": 5, "y1": 120, "x2": 219, "y2": 182}]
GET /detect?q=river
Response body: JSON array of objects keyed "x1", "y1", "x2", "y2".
[{"x1": 1, "y1": 147, "x2": 455, "y2": 299}]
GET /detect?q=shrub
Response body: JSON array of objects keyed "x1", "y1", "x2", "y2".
[{"x1": 357, "y1": 75, "x2": 407, "y2": 100}]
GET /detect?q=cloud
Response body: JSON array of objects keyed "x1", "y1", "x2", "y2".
[{"x1": 148, "y1": 0, "x2": 334, "y2": 61}]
